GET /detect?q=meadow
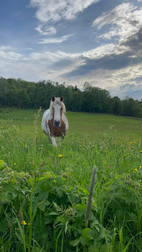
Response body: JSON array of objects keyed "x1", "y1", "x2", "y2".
[{"x1": 0, "y1": 108, "x2": 142, "y2": 252}]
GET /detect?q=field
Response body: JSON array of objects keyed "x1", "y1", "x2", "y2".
[{"x1": 0, "y1": 108, "x2": 142, "y2": 252}]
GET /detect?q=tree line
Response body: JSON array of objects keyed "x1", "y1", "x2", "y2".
[{"x1": 0, "y1": 77, "x2": 142, "y2": 118}]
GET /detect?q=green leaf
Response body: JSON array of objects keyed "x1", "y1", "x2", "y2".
[
  {"x1": 49, "y1": 212, "x2": 58, "y2": 216},
  {"x1": 82, "y1": 228, "x2": 92, "y2": 240},
  {"x1": 70, "y1": 238, "x2": 80, "y2": 247},
  {"x1": 0, "y1": 218, "x2": 8, "y2": 233},
  {"x1": 65, "y1": 220, "x2": 69, "y2": 234}
]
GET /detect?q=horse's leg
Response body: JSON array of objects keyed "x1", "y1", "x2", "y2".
[
  {"x1": 50, "y1": 136, "x2": 58, "y2": 147},
  {"x1": 44, "y1": 131, "x2": 57, "y2": 147}
]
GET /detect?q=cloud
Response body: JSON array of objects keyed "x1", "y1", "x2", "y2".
[
  {"x1": 109, "y1": 83, "x2": 142, "y2": 100},
  {"x1": 121, "y1": 28, "x2": 142, "y2": 54},
  {"x1": 92, "y1": 3, "x2": 142, "y2": 43},
  {"x1": 0, "y1": 44, "x2": 141, "y2": 100},
  {"x1": 92, "y1": 3, "x2": 135, "y2": 29},
  {"x1": 0, "y1": 46, "x2": 22, "y2": 60},
  {"x1": 31, "y1": 0, "x2": 100, "y2": 23},
  {"x1": 31, "y1": 0, "x2": 100, "y2": 43},
  {"x1": 35, "y1": 25, "x2": 56, "y2": 35},
  {"x1": 38, "y1": 34, "x2": 73, "y2": 44},
  {"x1": 26, "y1": 50, "x2": 85, "y2": 80}
]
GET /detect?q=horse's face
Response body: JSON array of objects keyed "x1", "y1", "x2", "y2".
[{"x1": 51, "y1": 97, "x2": 63, "y2": 127}]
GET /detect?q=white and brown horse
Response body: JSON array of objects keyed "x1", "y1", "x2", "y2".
[{"x1": 41, "y1": 97, "x2": 69, "y2": 146}]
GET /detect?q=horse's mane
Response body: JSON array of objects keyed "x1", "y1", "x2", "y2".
[{"x1": 49, "y1": 97, "x2": 66, "y2": 113}]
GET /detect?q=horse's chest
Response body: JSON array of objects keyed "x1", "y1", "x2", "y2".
[{"x1": 48, "y1": 119, "x2": 66, "y2": 137}]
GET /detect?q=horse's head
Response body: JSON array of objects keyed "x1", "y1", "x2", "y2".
[{"x1": 50, "y1": 97, "x2": 65, "y2": 127}]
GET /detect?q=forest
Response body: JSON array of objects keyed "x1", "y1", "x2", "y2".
[{"x1": 0, "y1": 77, "x2": 142, "y2": 118}]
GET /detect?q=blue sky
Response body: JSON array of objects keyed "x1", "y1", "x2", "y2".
[{"x1": 0, "y1": 0, "x2": 142, "y2": 100}]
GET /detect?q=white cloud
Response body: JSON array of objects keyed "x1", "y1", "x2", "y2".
[
  {"x1": 35, "y1": 25, "x2": 56, "y2": 35},
  {"x1": 60, "y1": 63, "x2": 142, "y2": 100},
  {"x1": 82, "y1": 43, "x2": 128, "y2": 59},
  {"x1": 0, "y1": 30, "x2": 141, "y2": 99},
  {"x1": 92, "y1": 3, "x2": 135, "y2": 29},
  {"x1": 0, "y1": 46, "x2": 11, "y2": 50},
  {"x1": 108, "y1": 83, "x2": 142, "y2": 100},
  {"x1": 31, "y1": 0, "x2": 100, "y2": 42},
  {"x1": 0, "y1": 43, "x2": 139, "y2": 83},
  {"x1": 92, "y1": 3, "x2": 142, "y2": 43},
  {"x1": 31, "y1": 0, "x2": 100, "y2": 23},
  {"x1": 0, "y1": 46, "x2": 22, "y2": 60},
  {"x1": 24, "y1": 46, "x2": 142, "y2": 95},
  {"x1": 38, "y1": 34, "x2": 73, "y2": 44}
]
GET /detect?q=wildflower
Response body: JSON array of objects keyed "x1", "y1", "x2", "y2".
[
  {"x1": 22, "y1": 220, "x2": 30, "y2": 225},
  {"x1": 139, "y1": 166, "x2": 142, "y2": 169},
  {"x1": 58, "y1": 154, "x2": 63, "y2": 158},
  {"x1": 135, "y1": 168, "x2": 138, "y2": 172},
  {"x1": 14, "y1": 163, "x2": 16, "y2": 165},
  {"x1": 22, "y1": 220, "x2": 27, "y2": 225}
]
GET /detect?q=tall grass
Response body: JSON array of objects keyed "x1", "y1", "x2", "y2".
[{"x1": 0, "y1": 108, "x2": 142, "y2": 251}]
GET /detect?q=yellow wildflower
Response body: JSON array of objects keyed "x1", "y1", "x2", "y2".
[
  {"x1": 22, "y1": 220, "x2": 27, "y2": 225},
  {"x1": 139, "y1": 166, "x2": 142, "y2": 169},
  {"x1": 22, "y1": 220, "x2": 30, "y2": 226},
  {"x1": 14, "y1": 163, "x2": 16, "y2": 165},
  {"x1": 58, "y1": 154, "x2": 63, "y2": 158},
  {"x1": 135, "y1": 169, "x2": 138, "y2": 172}
]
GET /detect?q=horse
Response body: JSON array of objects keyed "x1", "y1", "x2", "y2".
[{"x1": 41, "y1": 96, "x2": 69, "y2": 147}]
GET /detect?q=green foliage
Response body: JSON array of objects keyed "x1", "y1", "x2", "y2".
[
  {"x1": 101, "y1": 172, "x2": 142, "y2": 227},
  {"x1": 0, "y1": 109, "x2": 142, "y2": 251},
  {"x1": 0, "y1": 164, "x2": 111, "y2": 251}
]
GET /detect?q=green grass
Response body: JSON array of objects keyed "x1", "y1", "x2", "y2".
[{"x1": 0, "y1": 108, "x2": 142, "y2": 252}]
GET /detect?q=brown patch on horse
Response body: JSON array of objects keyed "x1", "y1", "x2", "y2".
[{"x1": 48, "y1": 118, "x2": 66, "y2": 138}]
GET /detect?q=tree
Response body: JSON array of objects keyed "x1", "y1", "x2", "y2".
[{"x1": 112, "y1": 96, "x2": 123, "y2": 115}]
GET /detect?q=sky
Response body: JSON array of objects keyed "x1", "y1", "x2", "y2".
[{"x1": 0, "y1": 0, "x2": 142, "y2": 100}]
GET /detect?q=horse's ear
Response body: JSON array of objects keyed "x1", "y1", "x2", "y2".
[
  {"x1": 52, "y1": 96, "x2": 55, "y2": 102},
  {"x1": 60, "y1": 96, "x2": 64, "y2": 102}
]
